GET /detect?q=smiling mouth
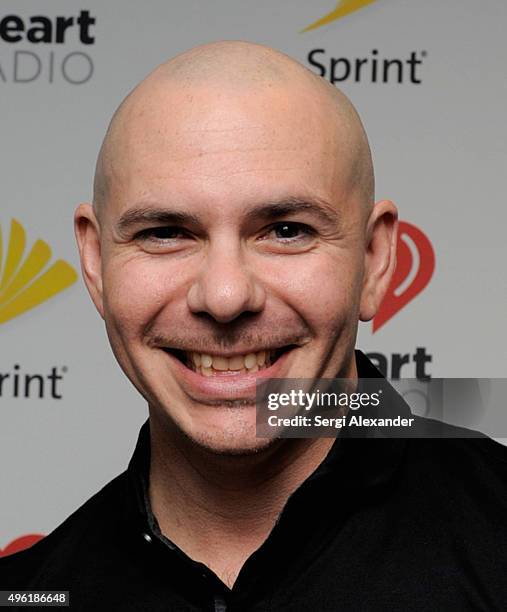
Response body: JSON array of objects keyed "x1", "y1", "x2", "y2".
[{"x1": 163, "y1": 346, "x2": 295, "y2": 376}]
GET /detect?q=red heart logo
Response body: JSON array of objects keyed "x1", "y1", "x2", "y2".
[
  {"x1": 373, "y1": 221, "x2": 435, "y2": 333},
  {"x1": 0, "y1": 534, "x2": 44, "y2": 558}
]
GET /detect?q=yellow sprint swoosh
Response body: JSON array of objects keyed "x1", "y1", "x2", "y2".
[
  {"x1": 0, "y1": 219, "x2": 78, "y2": 325},
  {"x1": 302, "y1": 0, "x2": 377, "y2": 33}
]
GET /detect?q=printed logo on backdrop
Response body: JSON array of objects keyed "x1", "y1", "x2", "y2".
[
  {"x1": 0, "y1": 11, "x2": 96, "y2": 84},
  {"x1": 302, "y1": 0, "x2": 377, "y2": 32},
  {"x1": 0, "y1": 534, "x2": 44, "y2": 557},
  {"x1": 0, "y1": 219, "x2": 77, "y2": 325},
  {"x1": 367, "y1": 221, "x2": 436, "y2": 380},
  {"x1": 374, "y1": 221, "x2": 435, "y2": 333},
  {"x1": 0, "y1": 219, "x2": 77, "y2": 400},
  {"x1": 303, "y1": 1, "x2": 427, "y2": 85}
]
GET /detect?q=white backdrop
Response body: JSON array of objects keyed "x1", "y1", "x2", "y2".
[{"x1": 1, "y1": 0, "x2": 506, "y2": 555}]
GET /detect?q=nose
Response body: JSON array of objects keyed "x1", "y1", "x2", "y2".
[{"x1": 186, "y1": 240, "x2": 266, "y2": 323}]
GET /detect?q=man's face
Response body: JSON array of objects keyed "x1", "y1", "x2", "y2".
[{"x1": 86, "y1": 83, "x2": 370, "y2": 453}]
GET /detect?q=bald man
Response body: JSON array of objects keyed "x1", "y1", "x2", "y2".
[{"x1": 2, "y1": 42, "x2": 507, "y2": 611}]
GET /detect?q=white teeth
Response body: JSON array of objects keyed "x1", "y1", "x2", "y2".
[
  {"x1": 181, "y1": 348, "x2": 278, "y2": 375},
  {"x1": 211, "y1": 356, "x2": 229, "y2": 371},
  {"x1": 244, "y1": 353, "x2": 257, "y2": 369},
  {"x1": 228, "y1": 355, "x2": 244, "y2": 370},
  {"x1": 201, "y1": 354, "x2": 213, "y2": 368}
]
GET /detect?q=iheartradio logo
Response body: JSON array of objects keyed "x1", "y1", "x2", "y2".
[
  {"x1": 0, "y1": 534, "x2": 44, "y2": 558},
  {"x1": 373, "y1": 221, "x2": 435, "y2": 333}
]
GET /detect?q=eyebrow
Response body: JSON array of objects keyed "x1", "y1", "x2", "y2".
[
  {"x1": 116, "y1": 208, "x2": 201, "y2": 236},
  {"x1": 115, "y1": 197, "x2": 340, "y2": 236},
  {"x1": 243, "y1": 197, "x2": 340, "y2": 227}
]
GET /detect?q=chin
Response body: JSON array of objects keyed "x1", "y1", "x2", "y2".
[{"x1": 181, "y1": 423, "x2": 278, "y2": 457}]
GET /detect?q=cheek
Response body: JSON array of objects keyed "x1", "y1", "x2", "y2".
[
  {"x1": 102, "y1": 258, "x2": 184, "y2": 338},
  {"x1": 263, "y1": 251, "x2": 363, "y2": 328}
]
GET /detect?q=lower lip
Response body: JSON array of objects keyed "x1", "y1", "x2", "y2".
[{"x1": 163, "y1": 349, "x2": 294, "y2": 402}]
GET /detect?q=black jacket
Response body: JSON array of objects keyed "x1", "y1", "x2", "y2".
[{"x1": 2, "y1": 352, "x2": 507, "y2": 611}]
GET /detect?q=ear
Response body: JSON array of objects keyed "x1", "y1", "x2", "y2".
[
  {"x1": 359, "y1": 200, "x2": 398, "y2": 322},
  {"x1": 74, "y1": 203, "x2": 104, "y2": 319}
]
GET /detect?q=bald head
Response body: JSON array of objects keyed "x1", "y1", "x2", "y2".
[{"x1": 93, "y1": 41, "x2": 374, "y2": 221}]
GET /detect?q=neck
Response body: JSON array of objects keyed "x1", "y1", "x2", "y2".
[
  {"x1": 148, "y1": 412, "x2": 334, "y2": 587},
  {"x1": 147, "y1": 352, "x2": 358, "y2": 587}
]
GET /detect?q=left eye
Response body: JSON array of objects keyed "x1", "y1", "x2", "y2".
[{"x1": 268, "y1": 222, "x2": 314, "y2": 241}]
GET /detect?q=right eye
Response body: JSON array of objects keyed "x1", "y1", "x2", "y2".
[{"x1": 135, "y1": 226, "x2": 187, "y2": 241}]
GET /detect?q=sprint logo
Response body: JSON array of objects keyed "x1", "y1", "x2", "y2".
[
  {"x1": 0, "y1": 219, "x2": 77, "y2": 325},
  {"x1": 302, "y1": 0, "x2": 377, "y2": 32},
  {"x1": 303, "y1": 0, "x2": 427, "y2": 84}
]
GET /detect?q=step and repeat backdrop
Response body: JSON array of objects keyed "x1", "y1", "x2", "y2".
[{"x1": 1, "y1": 0, "x2": 506, "y2": 556}]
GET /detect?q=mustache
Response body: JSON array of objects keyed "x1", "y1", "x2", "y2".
[{"x1": 147, "y1": 328, "x2": 311, "y2": 352}]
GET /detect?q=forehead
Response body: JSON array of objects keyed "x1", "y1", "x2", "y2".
[{"x1": 106, "y1": 83, "x2": 353, "y2": 219}]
